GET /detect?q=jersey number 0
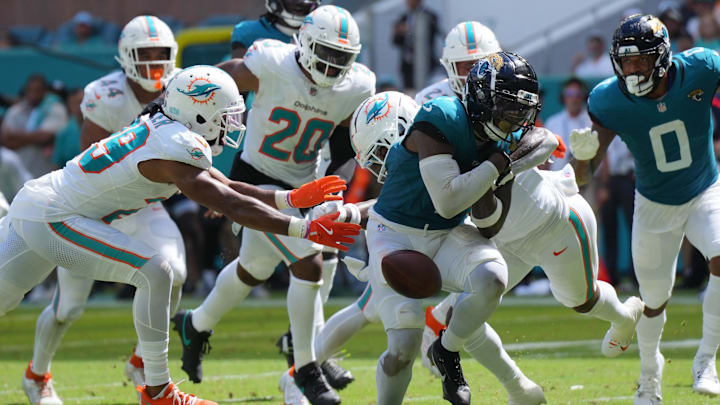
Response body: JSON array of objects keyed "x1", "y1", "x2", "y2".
[{"x1": 648, "y1": 119, "x2": 692, "y2": 173}]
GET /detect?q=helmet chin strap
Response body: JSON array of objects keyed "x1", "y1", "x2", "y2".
[{"x1": 625, "y1": 74, "x2": 655, "y2": 96}]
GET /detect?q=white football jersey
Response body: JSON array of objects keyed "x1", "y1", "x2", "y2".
[
  {"x1": 414, "y1": 79, "x2": 455, "y2": 105},
  {"x1": 9, "y1": 112, "x2": 212, "y2": 223},
  {"x1": 81, "y1": 71, "x2": 143, "y2": 133},
  {"x1": 240, "y1": 39, "x2": 375, "y2": 187},
  {"x1": 492, "y1": 168, "x2": 568, "y2": 245}
]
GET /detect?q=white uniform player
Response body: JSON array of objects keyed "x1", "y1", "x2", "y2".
[
  {"x1": 2, "y1": 65, "x2": 357, "y2": 405},
  {"x1": 21, "y1": 16, "x2": 183, "y2": 405},
  {"x1": 176, "y1": 6, "x2": 373, "y2": 404},
  {"x1": 414, "y1": 78, "x2": 454, "y2": 105}
]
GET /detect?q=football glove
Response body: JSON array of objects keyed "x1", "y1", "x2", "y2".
[
  {"x1": 553, "y1": 134, "x2": 567, "y2": 159},
  {"x1": 569, "y1": 127, "x2": 599, "y2": 160},
  {"x1": 310, "y1": 202, "x2": 361, "y2": 224},
  {"x1": 277, "y1": 175, "x2": 346, "y2": 209},
  {"x1": 307, "y1": 212, "x2": 361, "y2": 252}
]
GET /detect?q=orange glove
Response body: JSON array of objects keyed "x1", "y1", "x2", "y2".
[
  {"x1": 307, "y1": 212, "x2": 361, "y2": 252},
  {"x1": 553, "y1": 135, "x2": 567, "y2": 159},
  {"x1": 279, "y1": 175, "x2": 346, "y2": 209}
]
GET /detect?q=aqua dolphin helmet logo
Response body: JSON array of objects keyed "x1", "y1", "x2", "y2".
[
  {"x1": 365, "y1": 93, "x2": 391, "y2": 124},
  {"x1": 177, "y1": 77, "x2": 221, "y2": 104}
]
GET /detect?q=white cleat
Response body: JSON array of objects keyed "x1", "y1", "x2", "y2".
[
  {"x1": 692, "y1": 354, "x2": 720, "y2": 396},
  {"x1": 507, "y1": 375, "x2": 546, "y2": 405},
  {"x1": 602, "y1": 296, "x2": 644, "y2": 358},
  {"x1": 421, "y1": 324, "x2": 441, "y2": 377},
  {"x1": 279, "y1": 368, "x2": 310, "y2": 405},
  {"x1": 22, "y1": 368, "x2": 63, "y2": 405},
  {"x1": 634, "y1": 353, "x2": 664, "y2": 405}
]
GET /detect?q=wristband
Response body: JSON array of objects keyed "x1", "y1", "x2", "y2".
[
  {"x1": 471, "y1": 197, "x2": 503, "y2": 228},
  {"x1": 338, "y1": 203, "x2": 361, "y2": 224},
  {"x1": 288, "y1": 216, "x2": 309, "y2": 238},
  {"x1": 275, "y1": 190, "x2": 292, "y2": 210}
]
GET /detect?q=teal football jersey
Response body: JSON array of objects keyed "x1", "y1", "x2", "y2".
[
  {"x1": 374, "y1": 96, "x2": 491, "y2": 230},
  {"x1": 588, "y1": 47, "x2": 720, "y2": 205},
  {"x1": 231, "y1": 16, "x2": 293, "y2": 49}
]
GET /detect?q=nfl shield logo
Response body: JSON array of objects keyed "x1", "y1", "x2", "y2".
[{"x1": 657, "y1": 102, "x2": 667, "y2": 112}]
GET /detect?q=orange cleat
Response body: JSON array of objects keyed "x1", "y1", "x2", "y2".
[{"x1": 137, "y1": 382, "x2": 217, "y2": 405}]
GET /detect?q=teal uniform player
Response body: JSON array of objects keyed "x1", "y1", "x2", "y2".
[{"x1": 574, "y1": 14, "x2": 720, "y2": 403}]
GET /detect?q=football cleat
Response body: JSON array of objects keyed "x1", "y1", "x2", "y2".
[
  {"x1": 634, "y1": 353, "x2": 664, "y2": 405},
  {"x1": 137, "y1": 381, "x2": 217, "y2": 405},
  {"x1": 279, "y1": 367, "x2": 310, "y2": 405},
  {"x1": 294, "y1": 362, "x2": 340, "y2": 405},
  {"x1": 321, "y1": 358, "x2": 354, "y2": 390},
  {"x1": 421, "y1": 306, "x2": 445, "y2": 378},
  {"x1": 276, "y1": 327, "x2": 295, "y2": 368},
  {"x1": 125, "y1": 347, "x2": 145, "y2": 397},
  {"x1": 602, "y1": 296, "x2": 644, "y2": 357},
  {"x1": 507, "y1": 375, "x2": 546, "y2": 405},
  {"x1": 22, "y1": 362, "x2": 63, "y2": 405},
  {"x1": 172, "y1": 310, "x2": 212, "y2": 383},
  {"x1": 427, "y1": 331, "x2": 471, "y2": 405},
  {"x1": 692, "y1": 353, "x2": 720, "y2": 396}
]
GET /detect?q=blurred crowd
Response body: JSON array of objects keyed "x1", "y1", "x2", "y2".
[{"x1": 2, "y1": 0, "x2": 720, "y2": 303}]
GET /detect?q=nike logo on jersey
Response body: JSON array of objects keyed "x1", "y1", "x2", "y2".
[
  {"x1": 318, "y1": 223, "x2": 333, "y2": 235},
  {"x1": 553, "y1": 247, "x2": 568, "y2": 256}
]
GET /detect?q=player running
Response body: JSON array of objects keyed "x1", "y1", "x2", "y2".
[
  {"x1": 21, "y1": 16, "x2": 184, "y2": 404},
  {"x1": 0, "y1": 65, "x2": 358, "y2": 405},
  {"x1": 172, "y1": 6, "x2": 374, "y2": 405},
  {"x1": 571, "y1": 14, "x2": 720, "y2": 404}
]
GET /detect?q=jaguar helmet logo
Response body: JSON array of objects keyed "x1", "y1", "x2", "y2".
[{"x1": 177, "y1": 77, "x2": 221, "y2": 104}]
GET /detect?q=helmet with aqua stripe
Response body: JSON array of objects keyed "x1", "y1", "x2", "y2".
[
  {"x1": 116, "y1": 15, "x2": 178, "y2": 92},
  {"x1": 350, "y1": 91, "x2": 419, "y2": 183},
  {"x1": 163, "y1": 66, "x2": 246, "y2": 156},
  {"x1": 441, "y1": 21, "x2": 501, "y2": 96},
  {"x1": 296, "y1": 5, "x2": 361, "y2": 87}
]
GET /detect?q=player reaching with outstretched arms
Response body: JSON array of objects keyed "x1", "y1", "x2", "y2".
[
  {"x1": 22, "y1": 16, "x2": 184, "y2": 404},
  {"x1": 571, "y1": 14, "x2": 720, "y2": 405},
  {"x1": 171, "y1": 6, "x2": 374, "y2": 405},
  {"x1": 0, "y1": 65, "x2": 358, "y2": 405}
]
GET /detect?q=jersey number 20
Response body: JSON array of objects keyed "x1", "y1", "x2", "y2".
[
  {"x1": 260, "y1": 107, "x2": 334, "y2": 163},
  {"x1": 648, "y1": 120, "x2": 692, "y2": 172}
]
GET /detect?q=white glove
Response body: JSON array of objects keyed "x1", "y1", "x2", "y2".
[
  {"x1": 342, "y1": 256, "x2": 369, "y2": 282},
  {"x1": 569, "y1": 127, "x2": 599, "y2": 160},
  {"x1": 310, "y1": 201, "x2": 361, "y2": 224}
]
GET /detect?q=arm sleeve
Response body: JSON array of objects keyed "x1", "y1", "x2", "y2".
[{"x1": 418, "y1": 154, "x2": 500, "y2": 219}]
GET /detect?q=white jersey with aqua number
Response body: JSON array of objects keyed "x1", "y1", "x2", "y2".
[
  {"x1": 414, "y1": 78, "x2": 455, "y2": 105},
  {"x1": 9, "y1": 112, "x2": 212, "y2": 223},
  {"x1": 240, "y1": 39, "x2": 376, "y2": 188},
  {"x1": 81, "y1": 71, "x2": 144, "y2": 133}
]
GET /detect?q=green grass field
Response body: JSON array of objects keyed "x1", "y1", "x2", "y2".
[{"x1": 1, "y1": 294, "x2": 718, "y2": 405}]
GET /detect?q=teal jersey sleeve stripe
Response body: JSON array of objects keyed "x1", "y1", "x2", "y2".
[
  {"x1": 49, "y1": 221, "x2": 150, "y2": 269},
  {"x1": 568, "y1": 208, "x2": 594, "y2": 302},
  {"x1": 264, "y1": 233, "x2": 301, "y2": 263}
]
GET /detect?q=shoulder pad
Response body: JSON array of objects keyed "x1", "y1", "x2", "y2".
[
  {"x1": 151, "y1": 118, "x2": 213, "y2": 170},
  {"x1": 243, "y1": 39, "x2": 295, "y2": 78}
]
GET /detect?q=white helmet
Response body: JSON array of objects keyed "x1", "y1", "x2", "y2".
[
  {"x1": 350, "y1": 91, "x2": 419, "y2": 183},
  {"x1": 116, "y1": 16, "x2": 178, "y2": 92},
  {"x1": 296, "y1": 5, "x2": 361, "y2": 87},
  {"x1": 440, "y1": 21, "x2": 501, "y2": 95},
  {"x1": 163, "y1": 66, "x2": 246, "y2": 156}
]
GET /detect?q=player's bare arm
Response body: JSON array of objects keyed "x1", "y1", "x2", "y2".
[
  {"x1": 216, "y1": 59, "x2": 259, "y2": 93},
  {"x1": 80, "y1": 119, "x2": 111, "y2": 149},
  {"x1": 571, "y1": 122, "x2": 615, "y2": 186},
  {"x1": 473, "y1": 178, "x2": 513, "y2": 239}
]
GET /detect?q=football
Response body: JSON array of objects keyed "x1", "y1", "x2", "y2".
[{"x1": 381, "y1": 250, "x2": 441, "y2": 299}]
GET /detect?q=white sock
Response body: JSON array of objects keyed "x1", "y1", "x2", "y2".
[
  {"x1": 139, "y1": 339, "x2": 170, "y2": 386},
  {"x1": 315, "y1": 303, "x2": 369, "y2": 363},
  {"x1": 585, "y1": 281, "x2": 631, "y2": 324},
  {"x1": 431, "y1": 294, "x2": 457, "y2": 326},
  {"x1": 637, "y1": 311, "x2": 666, "y2": 374},
  {"x1": 31, "y1": 305, "x2": 71, "y2": 375},
  {"x1": 464, "y1": 323, "x2": 522, "y2": 388},
  {"x1": 320, "y1": 257, "x2": 338, "y2": 304},
  {"x1": 699, "y1": 275, "x2": 720, "y2": 358},
  {"x1": 288, "y1": 275, "x2": 321, "y2": 368},
  {"x1": 192, "y1": 259, "x2": 251, "y2": 332}
]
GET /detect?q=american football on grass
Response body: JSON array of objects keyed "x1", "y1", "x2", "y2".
[{"x1": 381, "y1": 250, "x2": 441, "y2": 299}]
